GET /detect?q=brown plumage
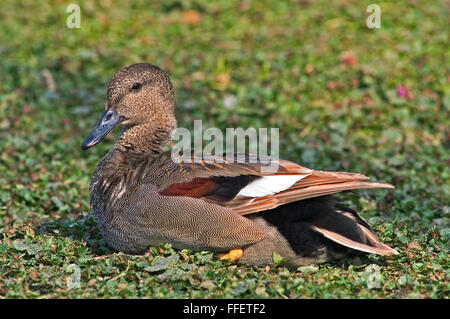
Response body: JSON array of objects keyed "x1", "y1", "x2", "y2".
[{"x1": 82, "y1": 63, "x2": 398, "y2": 269}]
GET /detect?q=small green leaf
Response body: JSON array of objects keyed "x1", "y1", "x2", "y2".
[
  {"x1": 144, "y1": 254, "x2": 178, "y2": 273},
  {"x1": 26, "y1": 244, "x2": 41, "y2": 255},
  {"x1": 51, "y1": 196, "x2": 64, "y2": 209},
  {"x1": 272, "y1": 252, "x2": 285, "y2": 267},
  {"x1": 199, "y1": 280, "x2": 217, "y2": 290},
  {"x1": 179, "y1": 262, "x2": 197, "y2": 271},
  {"x1": 297, "y1": 265, "x2": 319, "y2": 273},
  {"x1": 231, "y1": 281, "x2": 248, "y2": 296},
  {"x1": 13, "y1": 239, "x2": 28, "y2": 251}
]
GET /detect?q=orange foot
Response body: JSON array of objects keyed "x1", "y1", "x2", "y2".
[{"x1": 219, "y1": 248, "x2": 243, "y2": 261}]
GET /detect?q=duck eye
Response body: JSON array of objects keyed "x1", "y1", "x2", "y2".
[{"x1": 131, "y1": 82, "x2": 142, "y2": 90}]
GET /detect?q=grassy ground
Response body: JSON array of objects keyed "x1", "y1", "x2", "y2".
[{"x1": 0, "y1": 0, "x2": 448, "y2": 298}]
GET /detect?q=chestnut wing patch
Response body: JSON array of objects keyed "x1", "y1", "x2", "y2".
[
  {"x1": 159, "y1": 177, "x2": 217, "y2": 198},
  {"x1": 159, "y1": 175, "x2": 260, "y2": 202}
]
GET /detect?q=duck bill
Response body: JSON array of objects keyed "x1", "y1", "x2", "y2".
[{"x1": 81, "y1": 108, "x2": 123, "y2": 150}]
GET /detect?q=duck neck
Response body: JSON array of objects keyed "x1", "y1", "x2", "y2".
[{"x1": 114, "y1": 118, "x2": 177, "y2": 159}]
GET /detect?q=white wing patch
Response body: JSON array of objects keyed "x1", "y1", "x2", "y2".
[{"x1": 237, "y1": 174, "x2": 311, "y2": 198}]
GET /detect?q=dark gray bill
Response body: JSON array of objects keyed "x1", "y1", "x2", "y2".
[{"x1": 81, "y1": 109, "x2": 123, "y2": 150}]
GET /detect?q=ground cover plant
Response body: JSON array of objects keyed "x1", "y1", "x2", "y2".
[{"x1": 0, "y1": 0, "x2": 448, "y2": 298}]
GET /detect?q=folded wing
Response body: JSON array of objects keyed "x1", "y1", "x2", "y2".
[{"x1": 157, "y1": 152, "x2": 396, "y2": 256}]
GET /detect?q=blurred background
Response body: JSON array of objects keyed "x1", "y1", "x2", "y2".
[{"x1": 0, "y1": 0, "x2": 448, "y2": 298}]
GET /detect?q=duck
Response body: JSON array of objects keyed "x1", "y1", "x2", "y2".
[{"x1": 81, "y1": 63, "x2": 398, "y2": 269}]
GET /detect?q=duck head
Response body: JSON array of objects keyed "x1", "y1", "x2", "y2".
[{"x1": 82, "y1": 63, "x2": 175, "y2": 151}]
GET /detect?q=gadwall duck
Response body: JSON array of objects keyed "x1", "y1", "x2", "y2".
[{"x1": 82, "y1": 63, "x2": 397, "y2": 269}]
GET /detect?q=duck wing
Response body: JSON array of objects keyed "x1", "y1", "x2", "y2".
[
  {"x1": 156, "y1": 152, "x2": 393, "y2": 215},
  {"x1": 154, "y1": 152, "x2": 397, "y2": 256}
]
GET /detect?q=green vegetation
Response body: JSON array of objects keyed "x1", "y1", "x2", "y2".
[{"x1": 0, "y1": 0, "x2": 448, "y2": 298}]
